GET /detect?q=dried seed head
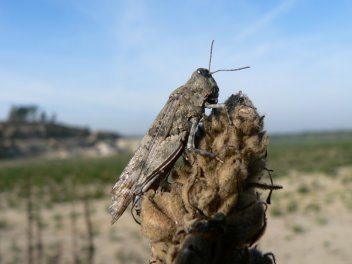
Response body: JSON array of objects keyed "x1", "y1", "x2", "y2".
[{"x1": 140, "y1": 92, "x2": 281, "y2": 263}]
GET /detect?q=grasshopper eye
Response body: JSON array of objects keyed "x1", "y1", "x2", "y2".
[{"x1": 197, "y1": 68, "x2": 211, "y2": 77}]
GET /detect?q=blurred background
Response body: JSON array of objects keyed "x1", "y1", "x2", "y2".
[{"x1": 0, "y1": 0, "x2": 351, "y2": 263}]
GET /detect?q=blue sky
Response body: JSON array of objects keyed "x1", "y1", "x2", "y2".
[{"x1": 0, "y1": 0, "x2": 351, "y2": 135}]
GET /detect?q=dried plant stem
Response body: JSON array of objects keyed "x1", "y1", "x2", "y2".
[
  {"x1": 69, "y1": 180, "x2": 80, "y2": 264},
  {"x1": 47, "y1": 244, "x2": 62, "y2": 264},
  {"x1": 83, "y1": 197, "x2": 95, "y2": 264},
  {"x1": 0, "y1": 227, "x2": 2, "y2": 264},
  {"x1": 26, "y1": 175, "x2": 34, "y2": 264},
  {"x1": 70, "y1": 201, "x2": 80, "y2": 264},
  {"x1": 35, "y1": 200, "x2": 43, "y2": 264},
  {"x1": 0, "y1": 200, "x2": 2, "y2": 264}
]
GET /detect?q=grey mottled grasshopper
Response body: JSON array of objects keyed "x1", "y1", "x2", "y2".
[{"x1": 109, "y1": 44, "x2": 249, "y2": 224}]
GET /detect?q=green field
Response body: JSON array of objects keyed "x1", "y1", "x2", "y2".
[
  {"x1": 0, "y1": 154, "x2": 131, "y2": 190},
  {"x1": 0, "y1": 154, "x2": 131, "y2": 205},
  {"x1": 267, "y1": 131, "x2": 352, "y2": 176},
  {"x1": 0, "y1": 131, "x2": 351, "y2": 199}
]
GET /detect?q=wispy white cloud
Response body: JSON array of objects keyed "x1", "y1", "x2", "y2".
[{"x1": 234, "y1": 0, "x2": 297, "y2": 42}]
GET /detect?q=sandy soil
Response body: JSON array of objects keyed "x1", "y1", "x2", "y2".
[
  {"x1": 260, "y1": 167, "x2": 352, "y2": 264},
  {"x1": 0, "y1": 168, "x2": 351, "y2": 263}
]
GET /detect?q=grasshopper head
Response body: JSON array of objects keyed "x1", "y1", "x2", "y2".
[{"x1": 187, "y1": 68, "x2": 219, "y2": 105}]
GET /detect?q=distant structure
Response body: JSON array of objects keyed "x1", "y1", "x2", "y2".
[
  {"x1": 0, "y1": 105, "x2": 121, "y2": 159},
  {"x1": 1, "y1": 105, "x2": 91, "y2": 140},
  {"x1": 7, "y1": 105, "x2": 59, "y2": 124},
  {"x1": 8, "y1": 105, "x2": 40, "y2": 123}
]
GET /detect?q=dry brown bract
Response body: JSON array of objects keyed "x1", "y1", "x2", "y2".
[{"x1": 140, "y1": 92, "x2": 280, "y2": 264}]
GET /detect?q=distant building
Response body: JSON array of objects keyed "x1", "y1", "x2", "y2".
[
  {"x1": 7, "y1": 105, "x2": 58, "y2": 124},
  {"x1": 8, "y1": 105, "x2": 39, "y2": 123}
]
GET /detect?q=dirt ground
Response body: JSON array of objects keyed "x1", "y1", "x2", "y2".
[
  {"x1": 260, "y1": 167, "x2": 352, "y2": 264},
  {"x1": 0, "y1": 168, "x2": 351, "y2": 264}
]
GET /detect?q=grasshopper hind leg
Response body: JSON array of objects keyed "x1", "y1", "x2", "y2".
[
  {"x1": 187, "y1": 148, "x2": 217, "y2": 159},
  {"x1": 131, "y1": 193, "x2": 142, "y2": 224}
]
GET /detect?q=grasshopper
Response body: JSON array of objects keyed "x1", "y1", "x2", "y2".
[{"x1": 109, "y1": 42, "x2": 249, "y2": 223}]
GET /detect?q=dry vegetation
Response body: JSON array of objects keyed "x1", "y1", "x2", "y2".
[
  {"x1": 0, "y1": 124, "x2": 352, "y2": 262},
  {"x1": 140, "y1": 93, "x2": 278, "y2": 263}
]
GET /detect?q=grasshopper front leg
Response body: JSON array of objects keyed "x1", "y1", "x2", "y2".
[
  {"x1": 205, "y1": 102, "x2": 233, "y2": 125},
  {"x1": 186, "y1": 117, "x2": 218, "y2": 159},
  {"x1": 204, "y1": 102, "x2": 226, "y2": 109}
]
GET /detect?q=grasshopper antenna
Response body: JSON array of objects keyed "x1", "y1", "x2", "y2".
[
  {"x1": 208, "y1": 40, "x2": 214, "y2": 71},
  {"x1": 211, "y1": 66, "x2": 250, "y2": 75},
  {"x1": 208, "y1": 41, "x2": 250, "y2": 74}
]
